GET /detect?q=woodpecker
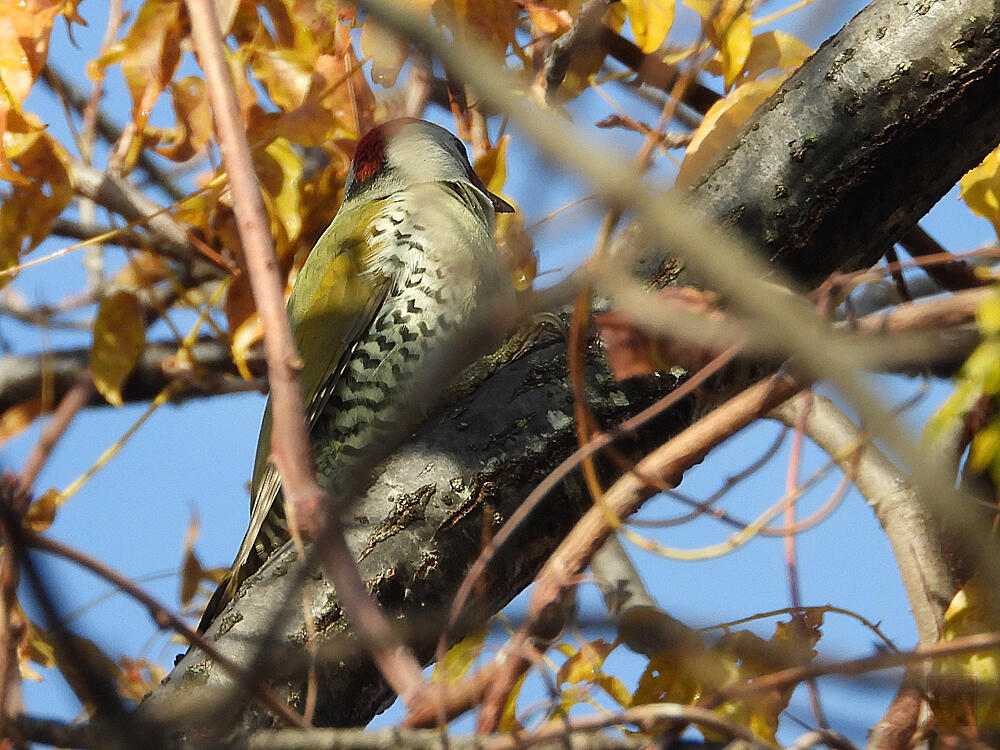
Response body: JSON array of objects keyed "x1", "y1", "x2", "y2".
[{"x1": 199, "y1": 119, "x2": 517, "y2": 630}]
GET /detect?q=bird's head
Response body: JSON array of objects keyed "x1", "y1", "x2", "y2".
[{"x1": 342, "y1": 118, "x2": 514, "y2": 214}]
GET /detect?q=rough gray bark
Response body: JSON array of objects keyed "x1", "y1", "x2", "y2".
[
  {"x1": 632, "y1": 0, "x2": 1000, "y2": 291},
  {"x1": 139, "y1": 0, "x2": 1000, "y2": 735}
]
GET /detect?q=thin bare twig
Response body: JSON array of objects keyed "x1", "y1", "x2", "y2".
[
  {"x1": 899, "y1": 225, "x2": 987, "y2": 292},
  {"x1": 19, "y1": 375, "x2": 94, "y2": 492},
  {"x1": 782, "y1": 389, "x2": 828, "y2": 729},
  {"x1": 770, "y1": 394, "x2": 956, "y2": 643}
]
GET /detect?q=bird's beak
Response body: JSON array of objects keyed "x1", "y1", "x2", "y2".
[
  {"x1": 487, "y1": 191, "x2": 515, "y2": 214},
  {"x1": 468, "y1": 167, "x2": 516, "y2": 213}
]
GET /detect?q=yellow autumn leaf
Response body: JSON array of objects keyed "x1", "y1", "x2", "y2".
[
  {"x1": 432, "y1": 627, "x2": 488, "y2": 684},
  {"x1": 474, "y1": 137, "x2": 536, "y2": 289},
  {"x1": 718, "y1": 11, "x2": 752, "y2": 88},
  {"x1": 24, "y1": 489, "x2": 59, "y2": 533},
  {"x1": 259, "y1": 137, "x2": 305, "y2": 256},
  {"x1": 360, "y1": 18, "x2": 409, "y2": 87},
  {"x1": 741, "y1": 30, "x2": 812, "y2": 80},
  {"x1": 676, "y1": 75, "x2": 785, "y2": 186},
  {"x1": 960, "y1": 144, "x2": 1000, "y2": 238},
  {"x1": 621, "y1": 0, "x2": 675, "y2": 54},
  {"x1": 94, "y1": 0, "x2": 184, "y2": 126},
  {"x1": 497, "y1": 671, "x2": 527, "y2": 732},
  {"x1": 21, "y1": 618, "x2": 56, "y2": 682},
  {"x1": 557, "y1": 638, "x2": 617, "y2": 684},
  {"x1": 685, "y1": 0, "x2": 752, "y2": 88},
  {"x1": 225, "y1": 272, "x2": 262, "y2": 382},
  {"x1": 929, "y1": 573, "x2": 1000, "y2": 729},
  {"x1": 91, "y1": 290, "x2": 146, "y2": 407},
  {"x1": 473, "y1": 135, "x2": 509, "y2": 195},
  {"x1": 977, "y1": 289, "x2": 1000, "y2": 336}
]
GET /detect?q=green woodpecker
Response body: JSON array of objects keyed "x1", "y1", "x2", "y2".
[{"x1": 199, "y1": 119, "x2": 517, "y2": 630}]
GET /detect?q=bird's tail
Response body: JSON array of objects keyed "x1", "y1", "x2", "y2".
[{"x1": 197, "y1": 571, "x2": 235, "y2": 633}]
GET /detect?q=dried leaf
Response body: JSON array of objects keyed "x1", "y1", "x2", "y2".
[
  {"x1": 0, "y1": 397, "x2": 44, "y2": 447},
  {"x1": 157, "y1": 76, "x2": 213, "y2": 162},
  {"x1": 118, "y1": 656, "x2": 167, "y2": 702},
  {"x1": 114, "y1": 252, "x2": 168, "y2": 289},
  {"x1": 179, "y1": 513, "x2": 203, "y2": 606},
  {"x1": 523, "y1": 0, "x2": 573, "y2": 35},
  {"x1": 440, "y1": 0, "x2": 518, "y2": 53},
  {"x1": 24, "y1": 489, "x2": 59, "y2": 533},
  {"x1": 550, "y1": 2, "x2": 626, "y2": 101},
  {"x1": 91, "y1": 290, "x2": 147, "y2": 407},
  {"x1": 474, "y1": 137, "x2": 536, "y2": 288},
  {"x1": 21, "y1": 618, "x2": 56, "y2": 682},
  {"x1": 496, "y1": 210, "x2": 536, "y2": 291},
  {"x1": 595, "y1": 288, "x2": 726, "y2": 379},
  {"x1": 250, "y1": 46, "x2": 314, "y2": 111},
  {"x1": 0, "y1": 0, "x2": 63, "y2": 102}
]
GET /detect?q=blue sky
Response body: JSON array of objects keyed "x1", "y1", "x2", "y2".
[{"x1": 9, "y1": 0, "x2": 998, "y2": 743}]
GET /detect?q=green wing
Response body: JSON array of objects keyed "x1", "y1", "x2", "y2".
[{"x1": 228, "y1": 198, "x2": 394, "y2": 588}]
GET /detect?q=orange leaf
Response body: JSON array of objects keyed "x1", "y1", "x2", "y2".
[
  {"x1": 595, "y1": 288, "x2": 727, "y2": 380},
  {"x1": 0, "y1": 0, "x2": 63, "y2": 102},
  {"x1": 0, "y1": 397, "x2": 43, "y2": 447},
  {"x1": 91, "y1": 290, "x2": 147, "y2": 407},
  {"x1": 496, "y1": 210, "x2": 536, "y2": 291},
  {"x1": 523, "y1": 1, "x2": 573, "y2": 35},
  {"x1": 118, "y1": 656, "x2": 167, "y2": 702}
]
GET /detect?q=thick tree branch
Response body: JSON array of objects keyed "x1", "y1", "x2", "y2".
[{"x1": 0, "y1": 338, "x2": 264, "y2": 416}]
